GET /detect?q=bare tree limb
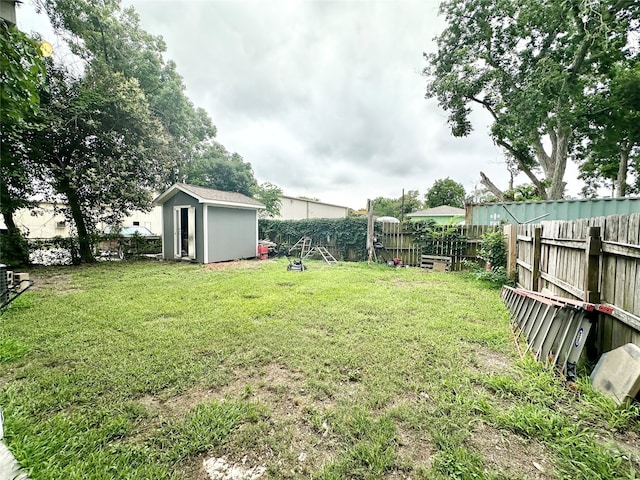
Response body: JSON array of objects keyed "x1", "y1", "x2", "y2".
[
  {"x1": 495, "y1": 138, "x2": 548, "y2": 199},
  {"x1": 479, "y1": 172, "x2": 505, "y2": 201},
  {"x1": 548, "y1": 127, "x2": 558, "y2": 162},
  {"x1": 616, "y1": 139, "x2": 631, "y2": 197},
  {"x1": 532, "y1": 137, "x2": 552, "y2": 175},
  {"x1": 467, "y1": 95, "x2": 499, "y2": 122}
]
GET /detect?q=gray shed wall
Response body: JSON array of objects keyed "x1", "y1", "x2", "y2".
[
  {"x1": 161, "y1": 191, "x2": 204, "y2": 262},
  {"x1": 207, "y1": 207, "x2": 257, "y2": 263}
]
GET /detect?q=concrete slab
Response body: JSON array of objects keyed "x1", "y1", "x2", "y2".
[
  {"x1": 590, "y1": 343, "x2": 640, "y2": 405},
  {"x1": 0, "y1": 443, "x2": 30, "y2": 480}
]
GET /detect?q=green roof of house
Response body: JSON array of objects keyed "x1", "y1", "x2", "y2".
[{"x1": 407, "y1": 206, "x2": 465, "y2": 217}]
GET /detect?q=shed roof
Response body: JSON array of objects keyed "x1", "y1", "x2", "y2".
[
  {"x1": 407, "y1": 205, "x2": 465, "y2": 217},
  {"x1": 153, "y1": 183, "x2": 265, "y2": 209}
]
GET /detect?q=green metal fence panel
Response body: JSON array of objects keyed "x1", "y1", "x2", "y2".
[{"x1": 467, "y1": 197, "x2": 640, "y2": 225}]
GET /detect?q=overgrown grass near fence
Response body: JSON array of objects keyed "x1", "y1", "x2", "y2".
[{"x1": 1, "y1": 260, "x2": 638, "y2": 479}]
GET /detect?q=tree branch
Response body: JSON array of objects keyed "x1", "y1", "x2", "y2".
[
  {"x1": 479, "y1": 172, "x2": 505, "y2": 201},
  {"x1": 532, "y1": 137, "x2": 552, "y2": 176},
  {"x1": 568, "y1": 2, "x2": 593, "y2": 76},
  {"x1": 548, "y1": 127, "x2": 557, "y2": 162},
  {"x1": 467, "y1": 95, "x2": 499, "y2": 122},
  {"x1": 532, "y1": 28, "x2": 559, "y2": 65},
  {"x1": 495, "y1": 138, "x2": 548, "y2": 199}
]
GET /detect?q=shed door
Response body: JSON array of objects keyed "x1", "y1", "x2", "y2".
[{"x1": 173, "y1": 206, "x2": 196, "y2": 259}]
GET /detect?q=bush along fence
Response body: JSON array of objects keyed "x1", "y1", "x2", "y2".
[
  {"x1": 507, "y1": 213, "x2": 640, "y2": 354},
  {"x1": 259, "y1": 217, "x2": 369, "y2": 261},
  {"x1": 27, "y1": 234, "x2": 162, "y2": 266},
  {"x1": 259, "y1": 218, "x2": 496, "y2": 269},
  {"x1": 28, "y1": 236, "x2": 81, "y2": 266}
]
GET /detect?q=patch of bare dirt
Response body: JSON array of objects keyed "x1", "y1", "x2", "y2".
[
  {"x1": 382, "y1": 393, "x2": 435, "y2": 479},
  {"x1": 463, "y1": 342, "x2": 515, "y2": 375},
  {"x1": 384, "y1": 391, "x2": 435, "y2": 415},
  {"x1": 28, "y1": 273, "x2": 83, "y2": 295},
  {"x1": 137, "y1": 364, "x2": 308, "y2": 418},
  {"x1": 467, "y1": 422, "x2": 556, "y2": 479},
  {"x1": 392, "y1": 425, "x2": 434, "y2": 475},
  {"x1": 596, "y1": 430, "x2": 640, "y2": 472},
  {"x1": 204, "y1": 260, "x2": 265, "y2": 271},
  {"x1": 618, "y1": 430, "x2": 640, "y2": 466},
  {"x1": 171, "y1": 363, "x2": 339, "y2": 478}
]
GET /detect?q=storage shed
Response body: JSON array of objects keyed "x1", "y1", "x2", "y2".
[{"x1": 153, "y1": 183, "x2": 265, "y2": 263}]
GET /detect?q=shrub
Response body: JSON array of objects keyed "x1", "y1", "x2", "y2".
[
  {"x1": 0, "y1": 230, "x2": 30, "y2": 267},
  {"x1": 478, "y1": 230, "x2": 507, "y2": 270},
  {"x1": 463, "y1": 230, "x2": 513, "y2": 287},
  {"x1": 29, "y1": 237, "x2": 80, "y2": 265},
  {"x1": 407, "y1": 221, "x2": 466, "y2": 258}
]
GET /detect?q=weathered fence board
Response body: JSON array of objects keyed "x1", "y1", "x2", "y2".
[
  {"x1": 515, "y1": 213, "x2": 640, "y2": 353},
  {"x1": 378, "y1": 225, "x2": 496, "y2": 270}
]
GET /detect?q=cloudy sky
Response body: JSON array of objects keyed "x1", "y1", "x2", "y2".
[{"x1": 17, "y1": 0, "x2": 583, "y2": 210}]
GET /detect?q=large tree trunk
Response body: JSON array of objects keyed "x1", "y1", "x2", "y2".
[
  {"x1": 532, "y1": 128, "x2": 570, "y2": 200},
  {"x1": 548, "y1": 132, "x2": 568, "y2": 200},
  {"x1": 616, "y1": 143, "x2": 630, "y2": 197},
  {"x1": 469, "y1": 98, "x2": 569, "y2": 200},
  {"x1": 59, "y1": 179, "x2": 95, "y2": 263},
  {"x1": 0, "y1": 211, "x2": 30, "y2": 266}
]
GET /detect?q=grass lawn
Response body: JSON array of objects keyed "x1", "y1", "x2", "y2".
[{"x1": 1, "y1": 259, "x2": 638, "y2": 479}]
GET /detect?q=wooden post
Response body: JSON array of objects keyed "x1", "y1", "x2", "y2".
[
  {"x1": 503, "y1": 224, "x2": 517, "y2": 280},
  {"x1": 366, "y1": 199, "x2": 374, "y2": 263},
  {"x1": 584, "y1": 226, "x2": 602, "y2": 303},
  {"x1": 532, "y1": 226, "x2": 542, "y2": 292}
]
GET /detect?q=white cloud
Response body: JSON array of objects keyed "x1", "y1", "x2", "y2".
[{"x1": 19, "y1": 0, "x2": 570, "y2": 209}]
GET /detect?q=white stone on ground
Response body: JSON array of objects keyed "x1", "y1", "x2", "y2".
[{"x1": 203, "y1": 456, "x2": 266, "y2": 480}]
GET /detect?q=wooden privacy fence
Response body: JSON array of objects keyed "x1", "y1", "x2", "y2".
[
  {"x1": 508, "y1": 213, "x2": 640, "y2": 353},
  {"x1": 378, "y1": 224, "x2": 495, "y2": 270}
]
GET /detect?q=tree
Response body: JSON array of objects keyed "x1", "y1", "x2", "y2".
[
  {"x1": 252, "y1": 182, "x2": 283, "y2": 218},
  {"x1": 185, "y1": 143, "x2": 258, "y2": 197},
  {"x1": 24, "y1": 0, "x2": 218, "y2": 263},
  {"x1": 579, "y1": 63, "x2": 640, "y2": 197},
  {"x1": 401, "y1": 190, "x2": 423, "y2": 214},
  {"x1": 503, "y1": 184, "x2": 544, "y2": 202},
  {"x1": 372, "y1": 190, "x2": 421, "y2": 218},
  {"x1": 466, "y1": 186, "x2": 497, "y2": 204},
  {"x1": 424, "y1": 0, "x2": 639, "y2": 200},
  {"x1": 29, "y1": 64, "x2": 168, "y2": 262},
  {"x1": 371, "y1": 197, "x2": 399, "y2": 218},
  {"x1": 0, "y1": 24, "x2": 46, "y2": 265},
  {"x1": 425, "y1": 178, "x2": 466, "y2": 208},
  {"x1": 36, "y1": 0, "x2": 216, "y2": 186}
]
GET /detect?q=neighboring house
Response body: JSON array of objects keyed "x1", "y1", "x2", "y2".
[
  {"x1": 275, "y1": 195, "x2": 350, "y2": 220},
  {"x1": 406, "y1": 205, "x2": 466, "y2": 225},
  {"x1": 153, "y1": 183, "x2": 265, "y2": 264},
  {"x1": 8, "y1": 201, "x2": 163, "y2": 238},
  {"x1": 6, "y1": 191, "x2": 348, "y2": 242},
  {"x1": 12, "y1": 202, "x2": 69, "y2": 238},
  {"x1": 0, "y1": 0, "x2": 17, "y2": 26}
]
